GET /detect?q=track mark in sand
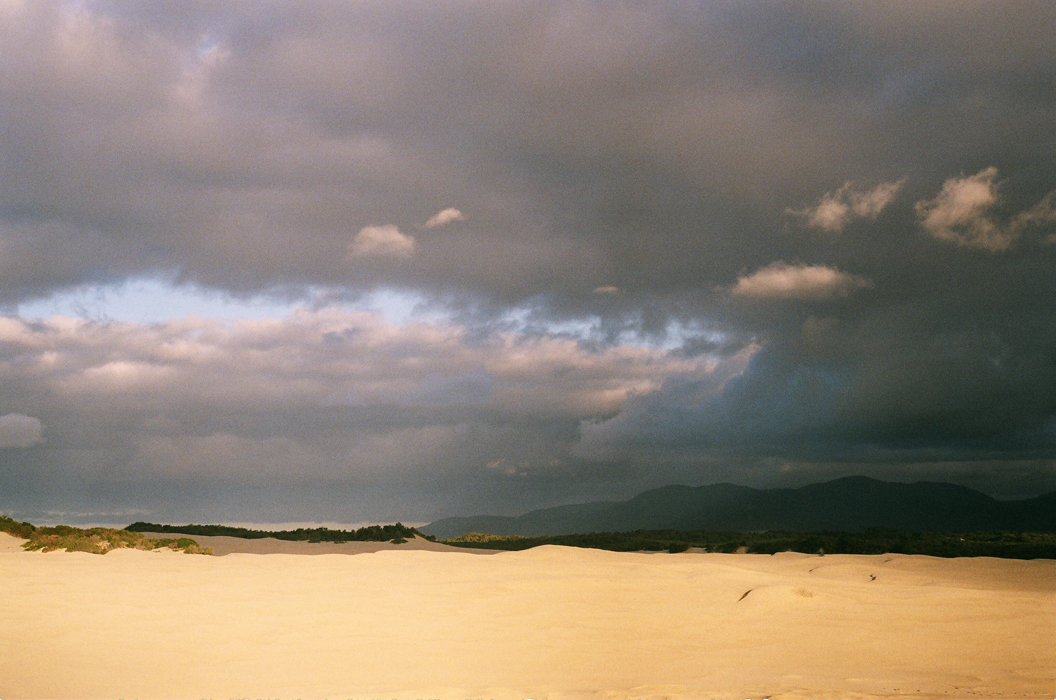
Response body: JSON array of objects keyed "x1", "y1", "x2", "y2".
[
  {"x1": 738, "y1": 588, "x2": 753, "y2": 601},
  {"x1": 869, "y1": 574, "x2": 877, "y2": 581}
]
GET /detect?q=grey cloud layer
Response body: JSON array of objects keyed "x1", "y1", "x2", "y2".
[
  {"x1": 2, "y1": 1, "x2": 1056, "y2": 518},
  {"x1": 0, "y1": 310, "x2": 712, "y2": 518}
]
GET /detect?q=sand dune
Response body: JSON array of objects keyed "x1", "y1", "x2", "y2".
[
  {"x1": 1, "y1": 531, "x2": 1053, "y2": 699},
  {"x1": 135, "y1": 531, "x2": 500, "y2": 556}
]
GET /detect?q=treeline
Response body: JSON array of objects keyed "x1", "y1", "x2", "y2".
[
  {"x1": 1, "y1": 515, "x2": 211, "y2": 555},
  {"x1": 127, "y1": 521, "x2": 423, "y2": 543},
  {"x1": 442, "y1": 527, "x2": 1056, "y2": 560}
]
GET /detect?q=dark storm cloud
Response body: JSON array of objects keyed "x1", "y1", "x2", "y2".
[
  {"x1": 4, "y1": 1, "x2": 1052, "y2": 304},
  {"x1": 2, "y1": 1, "x2": 1056, "y2": 519}
]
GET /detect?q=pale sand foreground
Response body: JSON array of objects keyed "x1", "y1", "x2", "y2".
[{"x1": 1, "y1": 533, "x2": 1054, "y2": 699}]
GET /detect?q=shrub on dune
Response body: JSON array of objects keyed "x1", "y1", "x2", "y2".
[{"x1": 1, "y1": 517, "x2": 211, "y2": 555}]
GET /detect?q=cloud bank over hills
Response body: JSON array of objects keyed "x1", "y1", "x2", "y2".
[{"x1": 1, "y1": 2, "x2": 1055, "y2": 522}]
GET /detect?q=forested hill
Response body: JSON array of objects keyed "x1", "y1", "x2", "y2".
[{"x1": 421, "y1": 476, "x2": 1056, "y2": 539}]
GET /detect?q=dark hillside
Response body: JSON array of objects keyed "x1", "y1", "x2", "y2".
[{"x1": 422, "y1": 477, "x2": 1056, "y2": 539}]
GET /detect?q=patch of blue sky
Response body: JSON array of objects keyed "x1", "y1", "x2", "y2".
[
  {"x1": 15, "y1": 278, "x2": 449, "y2": 327},
  {"x1": 499, "y1": 304, "x2": 726, "y2": 353},
  {"x1": 15, "y1": 279, "x2": 725, "y2": 354},
  {"x1": 656, "y1": 319, "x2": 726, "y2": 352},
  {"x1": 352, "y1": 288, "x2": 450, "y2": 326},
  {"x1": 610, "y1": 319, "x2": 729, "y2": 355},
  {"x1": 500, "y1": 306, "x2": 603, "y2": 340},
  {"x1": 17, "y1": 279, "x2": 302, "y2": 324}
]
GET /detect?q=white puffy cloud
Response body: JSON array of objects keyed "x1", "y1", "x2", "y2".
[
  {"x1": 1013, "y1": 193, "x2": 1056, "y2": 243},
  {"x1": 424, "y1": 208, "x2": 464, "y2": 228},
  {"x1": 0, "y1": 413, "x2": 43, "y2": 448},
  {"x1": 731, "y1": 262, "x2": 872, "y2": 300},
  {"x1": 915, "y1": 168, "x2": 1056, "y2": 252},
  {"x1": 912, "y1": 168, "x2": 1056, "y2": 253},
  {"x1": 789, "y1": 179, "x2": 904, "y2": 233},
  {"x1": 348, "y1": 225, "x2": 416, "y2": 258},
  {"x1": 915, "y1": 167, "x2": 1010, "y2": 251}
]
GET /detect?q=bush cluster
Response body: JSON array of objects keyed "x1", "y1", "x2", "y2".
[
  {"x1": 2, "y1": 516, "x2": 212, "y2": 555},
  {"x1": 0, "y1": 515, "x2": 36, "y2": 539}
]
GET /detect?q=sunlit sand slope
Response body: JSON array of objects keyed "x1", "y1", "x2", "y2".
[{"x1": 1, "y1": 532, "x2": 1053, "y2": 699}]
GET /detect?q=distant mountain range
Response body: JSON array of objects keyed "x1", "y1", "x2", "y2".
[{"x1": 421, "y1": 476, "x2": 1056, "y2": 538}]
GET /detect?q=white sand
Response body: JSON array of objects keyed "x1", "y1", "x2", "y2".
[{"x1": 1, "y1": 531, "x2": 1053, "y2": 699}]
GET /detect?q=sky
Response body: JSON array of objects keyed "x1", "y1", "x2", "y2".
[{"x1": 2, "y1": 1, "x2": 1056, "y2": 526}]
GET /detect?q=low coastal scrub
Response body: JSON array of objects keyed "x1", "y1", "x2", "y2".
[
  {"x1": 1, "y1": 516, "x2": 212, "y2": 555},
  {"x1": 445, "y1": 532, "x2": 526, "y2": 544},
  {"x1": 127, "y1": 520, "x2": 421, "y2": 543},
  {"x1": 441, "y1": 527, "x2": 1056, "y2": 560},
  {"x1": 0, "y1": 515, "x2": 35, "y2": 539}
]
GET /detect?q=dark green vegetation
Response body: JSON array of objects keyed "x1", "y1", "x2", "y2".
[
  {"x1": 423, "y1": 476, "x2": 1056, "y2": 539},
  {"x1": 1, "y1": 515, "x2": 212, "y2": 555},
  {"x1": 0, "y1": 515, "x2": 35, "y2": 539},
  {"x1": 127, "y1": 521, "x2": 421, "y2": 544},
  {"x1": 442, "y1": 528, "x2": 1056, "y2": 560}
]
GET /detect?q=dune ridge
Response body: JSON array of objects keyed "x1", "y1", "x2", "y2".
[{"x1": 1, "y1": 532, "x2": 1053, "y2": 699}]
